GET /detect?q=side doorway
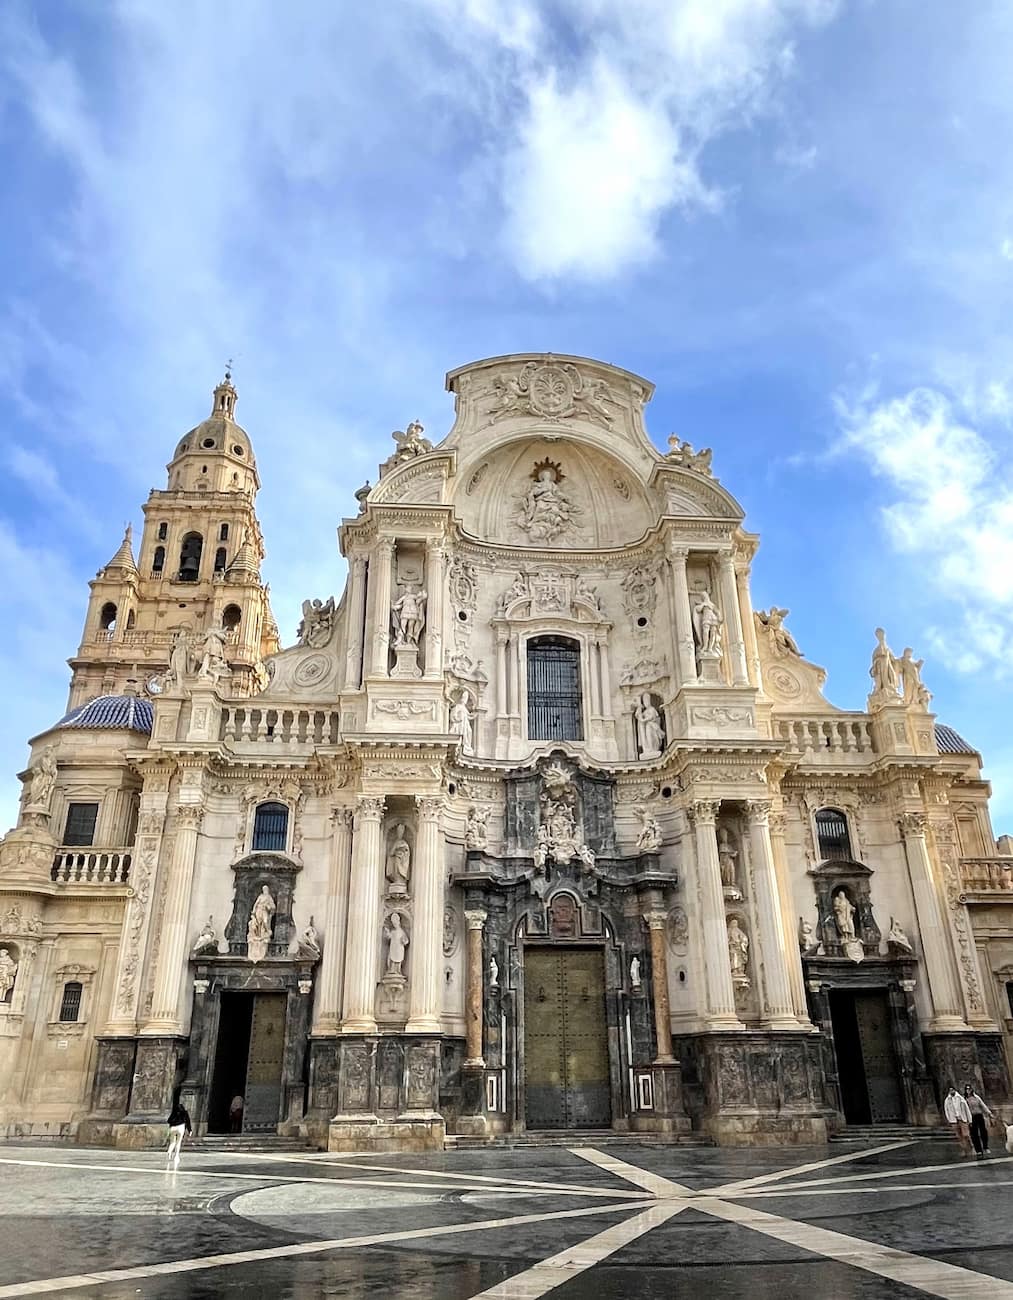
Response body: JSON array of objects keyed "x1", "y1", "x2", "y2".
[
  {"x1": 208, "y1": 991, "x2": 287, "y2": 1133},
  {"x1": 829, "y1": 989, "x2": 904, "y2": 1124}
]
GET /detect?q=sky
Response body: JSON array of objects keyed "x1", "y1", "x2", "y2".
[{"x1": 2, "y1": 0, "x2": 1013, "y2": 832}]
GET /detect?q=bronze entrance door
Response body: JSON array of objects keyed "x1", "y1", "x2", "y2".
[
  {"x1": 524, "y1": 947, "x2": 611, "y2": 1130},
  {"x1": 209, "y1": 991, "x2": 287, "y2": 1133},
  {"x1": 830, "y1": 989, "x2": 904, "y2": 1124}
]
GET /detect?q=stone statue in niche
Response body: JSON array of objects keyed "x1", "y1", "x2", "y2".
[
  {"x1": 297, "y1": 597, "x2": 335, "y2": 648},
  {"x1": 692, "y1": 588, "x2": 723, "y2": 658},
  {"x1": 887, "y1": 917, "x2": 914, "y2": 955},
  {"x1": 718, "y1": 826, "x2": 740, "y2": 900},
  {"x1": 464, "y1": 805, "x2": 489, "y2": 851},
  {"x1": 450, "y1": 690, "x2": 476, "y2": 754},
  {"x1": 385, "y1": 824, "x2": 412, "y2": 897},
  {"x1": 391, "y1": 584, "x2": 427, "y2": 648},
  {"x1": 385, "y1": 911, "x2": 410, "y2": 976},
  {"x1": 831, "y1": 888, "x2": 856, "y2": 941},
  {"x1": 489, "y1": 955, "x2": 499, "y2": 987},
  {"x1": 727, "y1": 918, "x2": 749, "y2": 984},
  {"x1": 755, "y1": 607, "x2": 801, "y2": 659},
  {"x1": 247, "y1": 885, "x2": 276, "y2": 962},
  {"x1": 630, "y1": 956, "x2": 642, "y2": 989},
  {"x1": 515, "y1": 460, "x2": 580, "y2": 544},
  {"x1": 666, "y1": 435, "x2": 713, "y2": 475},
  {"x1": 634, "y1": 805, "x2": 662, "y2": 853},
  {"x1": 635, "y1": 692, "x2": 665, "y2": 760},
  {"x1": 191, "y1": 916, "x2": 219, "y2": 956},
  {"x1": 26, "y1": 746, "x2": 57, "y2": 811},
  {"x1": 537, "y1": 786, "x2": 595, "y2": 874},
  {"x1": 0, "y1": 947, "x2": 18, "y2": 1001}
]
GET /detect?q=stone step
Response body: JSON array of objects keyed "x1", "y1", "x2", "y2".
[
  {"x1": 829, "y1": 1125, "x2": 953, "y2": 1142},
  {"x1": 445, "y1": 1131, "x2": 714, "y2": 1149},
  {"x1": 195, "y1": 1135, "x2": 315, "y2": 1152}
]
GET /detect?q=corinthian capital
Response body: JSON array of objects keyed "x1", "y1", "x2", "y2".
[
  {"x1": 688, "y1": 799, "x2": 720, "y2": 827},
  {"x1": 745, "y1": 799, "x2": 772, "y2": 826},
  {"x1": 898, "y1": 811, "x2": 926, "y2": 838},
  {"x1": 416, "y1": 795, "x2": 443, "y2": 823},
  {"x1": 355, "y1": 795, "x2": 386, "y2": 823}
]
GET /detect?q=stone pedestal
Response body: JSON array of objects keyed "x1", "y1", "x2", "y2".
[
  {"x1": 629, "y1": 1062, "x2": 692, "y2": 1135},
  {"x1": 391, "y1": 643, "x2": 422, "y2": 679},
  {"x1": 78, "y1": 1036, "x2": 136, "y2": 1145},
  {"x1": 113, "y1": 1034, "x2": 188, "y2": 1149}
]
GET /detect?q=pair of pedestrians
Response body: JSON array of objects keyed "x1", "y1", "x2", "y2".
[{"x1": 945, "y1": 1084, "x2": 997, "y2": 1157}]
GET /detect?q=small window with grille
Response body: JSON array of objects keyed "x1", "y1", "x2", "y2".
[
  {"x1": 815, "y1": 808, "x2": 853, "y2": 861},
  {"x1": 252, "y1": 802, "x2": 288, "y2": 852},
  {"x1": 63, "y1": 803, "x2": 99, "y2": 847},
  {"x1": 59, "y1": 981, "x2": 83, "y2": 1022},
  {"x1": 526, "y1": 636, "x2": 583, "y2": 742}
]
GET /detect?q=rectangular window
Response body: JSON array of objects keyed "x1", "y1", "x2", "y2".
[
  {"x1": 527, "y1": 638, "x2": 583, "y2": 742},
  {"x1": 63, "y1": 803, "x2": 99, "y2": 846},
  {"x1": 59, "y1": 982, "x2": 83, "y2": 1022}
]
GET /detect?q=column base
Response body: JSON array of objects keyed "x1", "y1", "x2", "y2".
[
  {"x1": 703, "y1": 1014, "x2": 744, "y2": 1031},
  {"x1": 340, "y1": 1017, "x2": 378, "y2": 1034},
  {"x1": 405, "y1": 1016, "x2": 443, "y2": 1034},
  {"x1": 328, "y1": 1115, "x2": 446, "y2": 1153},
  {"x1": 112, "y1": 1121, "x2": 173, "y2": 1150},
  {"x1": 926, "y1": 1015, "x2": 972, "y2": 1032}
]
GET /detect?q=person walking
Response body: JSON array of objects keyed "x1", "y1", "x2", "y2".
[
  {"x1": 166, "y1": 1098, "x2": 192, "y2": 1169},
  {"x1": 944, "y1": 1085, "x2": 972, "y2": 1155},
  {"x1": 963, "y1": 1083, "x2": 996, "y2": 1158}
]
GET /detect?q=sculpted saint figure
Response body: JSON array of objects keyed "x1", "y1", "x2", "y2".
[
  {"x1": 489, "y1": 955, "x2": 499, "y2": 986},
  {"x1": 385, "y1": 824, "x2": 412, "y2": 896},
  {"x1": 0, "y1": 948, "x2": 17, "y2": 1001},
  {"x1": 166, "y1": 629, "x2": 191, "y2": 690},
  {"x1": 517, "y1": 467, "x2": 577, "y2": 543},
  {"x1": 831, "y1": 889, "x2": 856, "y2": 941},
  {"x1": 298, "y1": 917, "x2": 321, "y2": 959},
  {"x1": 869, "y1": 627, "x2": 899, "y2": 698},
  {"x1": 385, "y1": 912, "x2": 409, "y2": 976},
  {"x1": 192, "y1": 916, "x2": 218, "y2": 956},
  {"x1": 465, "y1": 805, "x2": 489, "y2": 851},
  {"x1": 897, "y1": 648, "x2": 931, "y2": 708},
  {"x1": 727, "y1": 919, "x2": 749, "y2": 976},
  {"x1": 756, "y1": 607, "x2": 801, "y2": 658},
  {"x1": 887, "y1": 916, "x2": 914, "y2": 955},
  {"x1": 635, "y1": 693, "x2": 665, "y2": 758},
  {"x1": 298, "y1": 597, "x2": 335, "y2": 648},
  {"x1": 248, "y1": 886, "x2": 276, "y2": 947},
  {"x1": 198, "y1": 625, "x2": 229, "y2": 680},
  {"x1": 635, "y1": 805, "x2": 663, "y2": 853},
  {"x1": 450, "y1": 692, "x2": 476, "y2": 754},
  {"x1": 27, "y1": 747, "x2": 57, "y2": 810},
  {"x1": 798, "y1": 917, "x2": 817, "y2": 953},
  {"x1": 718, "y1": 826, "x2": 739, "y2": 890},
  {"x1": 392, "y1": 584, "x2": 427, "y2": 648},
  {"x1": 630, "y1": 956, "x2": 642, "y2": 989},
  {"x1": 692, "y1": 589, "x2": 723, "y2": 656}
]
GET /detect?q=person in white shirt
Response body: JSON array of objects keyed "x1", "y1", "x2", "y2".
[
  {"x1": 944, "y1": 1085, "x2": 972, "y2": 1155},
  {"x1": 963, "y1": 1083, "x2": 996, "y2": 1158}
]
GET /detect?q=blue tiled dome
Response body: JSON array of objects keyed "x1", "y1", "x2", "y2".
[
  {"x1": 54, "y1": 695, "x2": 154, "y2": 734},
  {"x1": 935, "y1": 723, "x2": 977, "y2": 755}
]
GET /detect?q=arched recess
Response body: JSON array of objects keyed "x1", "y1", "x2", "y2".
[
  {"x1": 178, "y1": 532, "x2": 203, "y2": 582},
  {"x1": 99, "y1": 602, "x2": 117, "y2": 631},
  {"x1": 222, "y1": 604, "x2": 242, "y2": 631}
]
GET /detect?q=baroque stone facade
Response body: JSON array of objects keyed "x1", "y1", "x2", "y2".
[{"x1": 1, "y1": 354, "x2": 1010, "y2": 1149}]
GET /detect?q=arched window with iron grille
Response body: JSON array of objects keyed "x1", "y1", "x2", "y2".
[
  {"x1": 526, "y1": 636, "x2": 583, "y2": 742},
  {"x1": 59, "y1": 981, "x2": 83, "y2": 1022},
  {"x1": 815, "y1": 807, "x2": 853, "y2": 861},
  {"x1": 252, "y1": 802, "x2": 289, "y2": 852}
]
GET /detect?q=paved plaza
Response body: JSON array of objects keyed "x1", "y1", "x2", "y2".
[{"x1": 4, "y1": 1138, "x2": 1013, "y2": 1297}]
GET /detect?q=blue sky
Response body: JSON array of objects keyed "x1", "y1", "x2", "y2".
[{"x1": 2, "y1": 0, "x2": 1013, "y2": 833}]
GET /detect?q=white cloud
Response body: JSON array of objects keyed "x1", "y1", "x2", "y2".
[{"x1": 835, "y1": 385, "x2": 1013, "y2": 674}]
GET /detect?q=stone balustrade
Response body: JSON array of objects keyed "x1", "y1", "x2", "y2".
[
  {"x1": 51, "y1": 849, "x2": 132, "y2": 884},
  {"x1": 960, "y1": 857, "x2": 1013, "y2": 896},
  {"x1": 776, "y1": 715, "x2": 875, "y2": 757},
  {"x1": 220, "y1": 706, "x2": 341, "y2": 747}
]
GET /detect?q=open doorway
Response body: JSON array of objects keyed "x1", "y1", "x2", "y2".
[
  {"x1": 829, "y1": 989, "x2": 904, "y2": 1124},
  {"x1": 208, "y1": 992, "x2": 286, "y2": 1133}
]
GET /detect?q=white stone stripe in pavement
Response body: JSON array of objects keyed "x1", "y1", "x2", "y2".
[
  {"x1": 707, "y1": 1140, "x2": 915, "y2": 1195},
  {"x1": 0, "y1": 1197, "x2": 649, "y2": 1298},
  {"x1": 697, "y1": 1194, "x2": 1013, "y2": 1299},
  {"x1": 468, "y1": 1202, "x2": 685, "y2": 1299},
  {"x1": 0, "y1": 1155, "x2": 640, "y2": 1201},
  {"x1": 568, "y1": 1146, "x2": 694, "y2": 1197},
  {"x1": 743, "y1": 1177, "x2": 1013, "y2": 1199},
  {"x1": 768, "y1": 1153, "x2": 1013, "y2": 1193}
]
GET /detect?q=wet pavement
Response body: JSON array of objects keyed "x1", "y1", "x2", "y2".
[{"x1": 2, "y1": 1137, "x2": 1012, "y2": 1297}]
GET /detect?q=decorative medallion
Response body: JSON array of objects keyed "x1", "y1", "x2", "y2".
[{"x1": 294, "y1": 654, "x2": 332, "y2": 688}]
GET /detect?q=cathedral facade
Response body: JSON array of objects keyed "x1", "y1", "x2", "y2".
[{"x1": 1, "y1": 353, "x2": 1010, "y2": 1150}]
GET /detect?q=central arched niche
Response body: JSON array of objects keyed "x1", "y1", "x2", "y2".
[{"x1": 452, "y1": 437, "x2": 657, "y2": 549}]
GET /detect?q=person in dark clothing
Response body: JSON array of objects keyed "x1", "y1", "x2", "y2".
[
  {"x1": 166, "y1": 1100, "x2": 192, "y2": 1169},
  {"x1": 963, "y1": 1083, "x2": 995, "y2": 1157}
]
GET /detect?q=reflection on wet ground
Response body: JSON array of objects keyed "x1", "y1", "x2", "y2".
[{"x1": 2, "y1": 1138, "x2": 1013, "y2": 1298}]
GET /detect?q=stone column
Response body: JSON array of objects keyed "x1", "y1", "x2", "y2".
[
  {"x1": 340, "y1": 796, "x2": 385, "y2": 1033},
  {"x1": 512, "y1": 633, "x2": 524, "y2": 719},
  {"x1": 598, "y1": 635, "x2": 614, "y2": 718},
  {"x1": 644, "y1": 911, "x2": 676, "y2": 1063},
  {"x1": 368, "y1": 537, "x2": 395, "y2": 678},
  {"x1": 769, "y1": 810, "x2": 810, "y2": 1022},
  {"x1": 343, "y1": 554, "x2": 368, "y2": 690},
  {"x1": 745, "y1": 800, "x2": 798, "y2": 1028},
  {"x1": 495, "y1": 627, "x2": 509, "y2": 723},
  {"x1": 718, "y1": 552, "x2": 750, "y2": 686},
  {"x1": 588, "y1": 638, "x2": 603, "y2": 717},
  {"x1": 688, "y1": 800, "x2": 740, "y2": 1028},
  {"x1": 668, "y1": 543, "x2": 697, "y2": 687},
  {"x1": 899, "y1": 812, "x2": 967, "y2": 1029},
  {"x1": 406, "y1": 797, "x2": 445, "y2": 1034},
  {"x1": 313, "y1": 808, "x2": 354, "y2": 1034},
  {"x1": 423, "y1": 541, "x2": 446, "y2": 678},
  {"x1": 145, "y1": 802, "x2": 203, "y2": 1033},
  {"x1": 463, "y1": 909, "x2": 486, "y2": 1067},
  {"x1": 735, "y1": 560, "x2": 762, "y2": 689}
]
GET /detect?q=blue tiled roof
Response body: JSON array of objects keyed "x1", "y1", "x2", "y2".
[
  {"x1": 935, "y1": 723, "x2": 977, "y2": 755},
  {"x1": 54, "y1": 695, "x2": 154, "y2": 734}
]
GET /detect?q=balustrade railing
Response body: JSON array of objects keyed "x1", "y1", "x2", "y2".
[
  {"x1": 51, "y1": 849, "x2": 132, "y2": 884},
  {"x1": 220, "y1": 706, "x2": 341, "y2": 746},
  {"x1": 960, "y1": 857, "x2": 1013, "y2": 894},
  {"x1": 776, "y1": 715, "x2": 875, "y2": 756}
]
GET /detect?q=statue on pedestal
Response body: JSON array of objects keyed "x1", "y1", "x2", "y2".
[
  {"x1": 0, "y1": 948, "x2": 18, "y2": 1001},
  {"x1": 718, "y1": 826, "x2": 740, "y2": 899},
  {"x1": 450, "y1": 691, "x2": 476, "y2": 754},
  {"x1": 727, "y1": 918, "x2": 749, "y2": 983},
  {"x1": 635, "y1": 693, "x2": 665, "y2": 759},
  {"x1": 247, "y1": 885, "x2": 276, "y2": 962},
  {"x1": 198, "y1": 625, "x2": 229, "y2": 682},
  {"x1": 634, "y1": 805, "x2": 662, "y2": 853},
  {"x1": 192, "y1": 916, "x2": 218, "y2": 956},
  {"x1": 385, "y1": 824, "x2": 412, "y2": 897},
  {"x1": 692, "y1": 589, "x2": 723, "y2": 658},
  {"x1": 385, "y1": 912, "x2": 410, "y2": 976},
  {"x1": 26, "y1": 747, "x2": 57, "y2": 812},
  {"x1": 297, "y1": 597, "x2": 335, "y2": 648},
  {"x1": 465, "y1": 806, "x2": 489, "y2": 851},
  {"x1": 391, "y1": 585, "x2": 427, "y2": 648}
]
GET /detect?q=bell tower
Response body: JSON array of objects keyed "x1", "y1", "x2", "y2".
[{"x1": 68, "y1": 372, "x2": 279, "y2": 705}]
